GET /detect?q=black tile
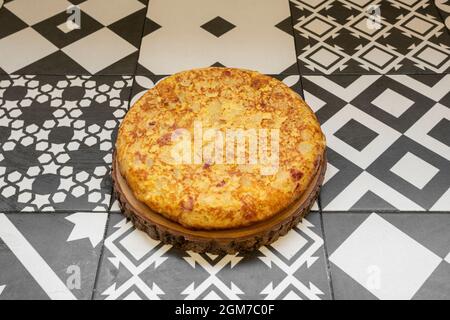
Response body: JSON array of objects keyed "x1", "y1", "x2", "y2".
[
  {"x1": 334, "y1": 119, "x2": 379, "y2": 152},
  {"x1": 428, "y1": 118, "x2": 450, "y2": 147},
  {"x1": 200, "y1": 16, "x2": 236, "y2": 38},
  {"x1": 0, "y1": 213, "x2": 106, "y2": 299}
]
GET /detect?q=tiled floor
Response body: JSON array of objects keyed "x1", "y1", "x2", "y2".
[{"x1": 0, "y1": 0, "x2": 449, "y2": 300}]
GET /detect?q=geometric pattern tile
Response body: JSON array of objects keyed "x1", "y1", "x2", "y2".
[
  {"x1": 0, "y1": 212, "x2": 107, "y2": 300},
  {"x1": 137, "y1": 0, "x2": 298, "y2": 75},
  {"x1": 0, "y1": 0, "x2": 148, "y2": 74},
  {"x1": 303, "y1": 74, "x2": 450, "y2": 211},
  {"x1": 324, "y1": 213, "x2": 450, "y2": 300},
  {"x1": 0, "y1": 75, "x2": 132, "y2": 212},
  {"x1": 435, "y1": 0, "x2": 450, "y2": 30},
  {"x1": 94, "y1": 212, "x2": 331, "y2": 300},
  {"x1": 291, "y1": 0, "x2": 450, "y2": 74}
]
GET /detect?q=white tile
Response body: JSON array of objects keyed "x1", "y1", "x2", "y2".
[
  {"x1": 309, "y1": 48, "x2": 340, "y2": 67},
  {"x1": 80, "y1": 0, "x2": 145, "y2": 25},
  {"x1": 139, "y1": 0, "x2": 296, "y2": 74},
  {"x1": 390, "y1": 152, "x2": 439, "y2": 189},
  {"x1": 5, "y1": 0, "x2": 71, "y2": 25},
  {"x1": 363, "y1": 47, "x2": 393, "y2": 67},
  {"x1": 0, "y1": 28, "x2": 58, "y2": 73},
  {"x1": 330, "y1": 213, "x2": 442, "y2": 300},
  {"x1": 397, "y1": 0, "x2": 420, "y2": 5},
  {"x1": 445, "y1": 252, "x2": 450, "y2": 264},
  {"x1": 304, "y1": 90, "x2": 326, "y2": 112},
  {"x1": 62, "y1": 28, "x2": 136, "y2": 74},
  {"x1": 417, "y1": 47, "x2": 448, "y2": 67},
  {"x1": 57, "y1": 21, "x2": 80, "y2": 33},
  {"x1": 304, "y1": 18, "x2": 333, "y2": 36},
  {"x1": 271, "y1": 229, "x2": 308, "y2": 260},
  {"x1": 346, "y1": 0, "x2": 373, "y2": 6},
  {"x1": 405, "y1": 17, "x2": 434, "y2": 35},
  {"x1": 405, "y1": 104, "x2": 450, "y2": 161},
  {"x1": 430, "y1": 188, "x2": 450, "y2": 211},
  {"x1": 323, "y1": 162, "x2": 339, "y2": 184},
  {"x1": 372, "y1": 88, "x2": 414, "y2": 118},
  {"x1": 297, "y1": 0, "x2": 328, "y2": 8},
  {"x1": 120, "y1": 229, "x2": 159, "y2": 260}
]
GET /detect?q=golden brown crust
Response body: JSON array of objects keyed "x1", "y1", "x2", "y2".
[{"x1": 116, "y1": 67, "x2": 326, "y2": 230}]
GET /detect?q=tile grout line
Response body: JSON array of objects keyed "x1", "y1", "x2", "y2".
[
  {"x1": 317, "y1": 194, "x2": 336, "y2": 300},
  {"x1": 431, "y1": 1, "x2": 450, "y2": 37},
  {"x1": 287, "y1": 0, "x2": 304, "y2": 78},
  {"x1": 94, "y1": 1, "x2": 150, "y2": 299},
  {"x1": 130, "y1": 0, "x2": 151, "y2": 78},
  {"x1": 90, "y1": 211, "x2": 112, "y2": 300}
]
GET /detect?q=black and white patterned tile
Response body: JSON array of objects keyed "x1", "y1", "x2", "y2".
[
  {"x1": 303, "y1": 74, "x2": 450, "y2": 212},
  {"x1": 93, "y1": 212, "x2": 331, "y2": 300},
  {"x1": 435, "y1": 0, "x2": 450, "y2": 30},
  {"x1": 0, "y1": 212, "x2": 107, "y2": 300},
  {"x1": 0, "y1": 0, "x2": 148, "y2": 74},
  {"x1": 0, "y1": 75, "x2": 132, "y2": 212},
  {"x1": 136, "y1": 0, "x2": 298, "y2": 75},
  {"x1": 323, "y1": 212, "x2": 450, "y2": 300},
  {"x1": 291, "y1": 0, "x2": 450, "y2": 74}
]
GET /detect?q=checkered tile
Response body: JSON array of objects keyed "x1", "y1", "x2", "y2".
[{"x1": 0, "y1": 0, "x2": 148, "y2": 74}]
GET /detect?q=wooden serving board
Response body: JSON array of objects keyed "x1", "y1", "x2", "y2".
[{"x1": 112, "y1": 152, "x2": 327, "y2": 254}]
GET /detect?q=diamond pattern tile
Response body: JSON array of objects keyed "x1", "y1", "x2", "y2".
[
  {"x1": 303, "y1": 74, "x2": 450, "y2": 212},
  {"x1": 0, "y1": 0, "x2": 148, "y2": 74},
  {"x1": 324, "y1": 213, "x2": 450, "y2": 300},
  {"x1": 291, "y1": 0, "x2": 450, "y2": 74}
]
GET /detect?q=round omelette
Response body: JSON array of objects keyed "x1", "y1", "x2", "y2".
[{"x1": 116, "y1": 68, "x2": 326, "y2": 230}]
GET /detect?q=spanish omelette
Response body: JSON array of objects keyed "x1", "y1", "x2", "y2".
[{"x1": 116, "y1": 68, "x2": 326, "y2": 230}]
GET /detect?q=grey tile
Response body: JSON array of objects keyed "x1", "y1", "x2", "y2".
[
  {"x1": 0, "y1": 212, "x2": 108, "y2": 300},
  {"x1": 94, "y1": 212, "x2": 331, "y2": 300},
  {"x1": 0, "y1": 75, "x2": 133, "y2": 212},
  {"x1": 323, "y1": 212, "x2": 450, "y2": 300}
]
